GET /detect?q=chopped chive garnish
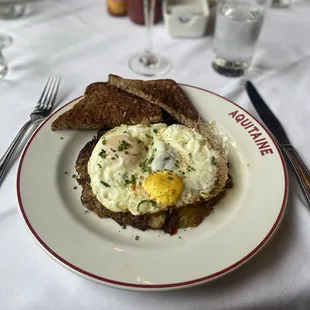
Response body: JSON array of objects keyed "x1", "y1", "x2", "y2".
[
  {"x1": 100, "y1": 181, "x2": 111, "y2": 187},
  {"x1": 139, "y1": 158, "x2": 152, "y2": 172},
  {"x1": 137, "y1": 200, "x2": 157, "y2": 212},
  {"x1": 99, "y1": 149, "x2": 106, "y2": 158},
  {"x1": 124, "y1": 174, "x2": 136, "y2": 186},
  {"x1": 72, "y1": 174, "x2": 77, "y2": 179},
  {"x1": 117, "y1": 140, "x2": 131, "y2": 151},
  {"x1": 102, "y1": 139, "x2": 106, "y2": 145},
  {"x1": 211, "y1": 156, "x2": 216, "y2": 165},
  {"x1": 153, "y1": 129, "x2": 158, "y2": 133}
]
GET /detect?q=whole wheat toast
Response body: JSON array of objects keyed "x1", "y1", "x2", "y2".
[
  {"x1": 108, "y1": 74, "x2": 199, "y2": 129},
  {"x1": 51, "y1": 82, "x2": 163, "y2": 131}
]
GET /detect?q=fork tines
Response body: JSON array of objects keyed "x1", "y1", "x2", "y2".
[{"x1": 37, "y1": 76, "x2": 61, "y2": 110}]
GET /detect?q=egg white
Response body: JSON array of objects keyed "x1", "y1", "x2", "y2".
[{"x1": 87, "y1": 123, "x2": 220, "y2": 215}]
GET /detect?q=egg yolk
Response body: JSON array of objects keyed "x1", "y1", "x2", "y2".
[{"x1": 143, "y1": 171, "x2": 184, "y2": 206}]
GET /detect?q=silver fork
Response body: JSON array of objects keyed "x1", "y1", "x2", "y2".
[{"x1": 0, "y1": 76, "x2": 61, "y2": 185}]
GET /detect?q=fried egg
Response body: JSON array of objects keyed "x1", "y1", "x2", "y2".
[{"x1": 87, "y1": 123, "x2": 220, "y2": 215}]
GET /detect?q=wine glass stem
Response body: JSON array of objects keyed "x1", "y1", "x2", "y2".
[
  {"x1": 143, "y1": 0, "x2": 156, "y2": 55},
  {"x1": 0, "y1": 49, "x2": 7, "y2": 78}
]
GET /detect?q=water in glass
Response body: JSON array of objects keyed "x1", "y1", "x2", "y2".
[{"x1": 212, "y1": 2, "x2": 264, "y2": 76}]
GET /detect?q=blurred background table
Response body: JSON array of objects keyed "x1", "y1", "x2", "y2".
[{"x1": 0, "y1": 0, "x2": 310, "y2": 309}]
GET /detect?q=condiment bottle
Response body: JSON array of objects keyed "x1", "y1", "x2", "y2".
[
  {"x1": 107, "y1": 0, "x2": 127, "y2": 17},
  {"x1": 127, "y1": 0, "x2": 162, "y2": 25}
]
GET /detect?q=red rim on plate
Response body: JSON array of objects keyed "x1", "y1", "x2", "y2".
[{"x1": 16, "y1": 85, "x2": 288, "y2": 289}]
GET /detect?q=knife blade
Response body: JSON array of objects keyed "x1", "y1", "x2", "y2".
[
  {"x1": 245, "y1": 81, "x2": 310, "y2": 208},
  {"x1": 245, "y1": 81, "x2": 289, "y2": 144}
]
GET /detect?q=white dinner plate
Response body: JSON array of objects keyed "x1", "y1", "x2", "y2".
[{"x1": 17, "y1": 84, "x2": 288, "y2": 291}]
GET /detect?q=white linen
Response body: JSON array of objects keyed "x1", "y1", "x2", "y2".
[{"x1": 0, "y1": 0, "x2": 310, "y2": 309}]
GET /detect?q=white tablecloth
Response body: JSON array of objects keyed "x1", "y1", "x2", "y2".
[{"x1": 0, "y1": 0, "x2": 310, "y2": 309}]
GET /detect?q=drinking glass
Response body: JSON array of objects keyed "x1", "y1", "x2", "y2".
[
  {"x1": 212, "y1": 0, "x2": 270, "y2": 77},
  {"x1": 128, "y1": 0, "x2": 171, "y2": 76}
]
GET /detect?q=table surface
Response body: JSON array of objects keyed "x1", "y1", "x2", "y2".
[{"x1": 0, "y1": 0, "x2": 310, "y2": 309}]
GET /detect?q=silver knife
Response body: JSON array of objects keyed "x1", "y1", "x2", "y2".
[{"x1": 245, "y1": 81, "x2": 310, "y2": 208}]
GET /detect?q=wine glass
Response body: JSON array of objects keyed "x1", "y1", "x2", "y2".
[
  {"x1": 128, "y1": 0, "x2": 171, "y2": 76},
  {"x1": 0, "y1": 1, "x2": 25, "y2": 19},
  {"x1": 0, "y1": 32, "x2": 13, "y2": 79}
]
